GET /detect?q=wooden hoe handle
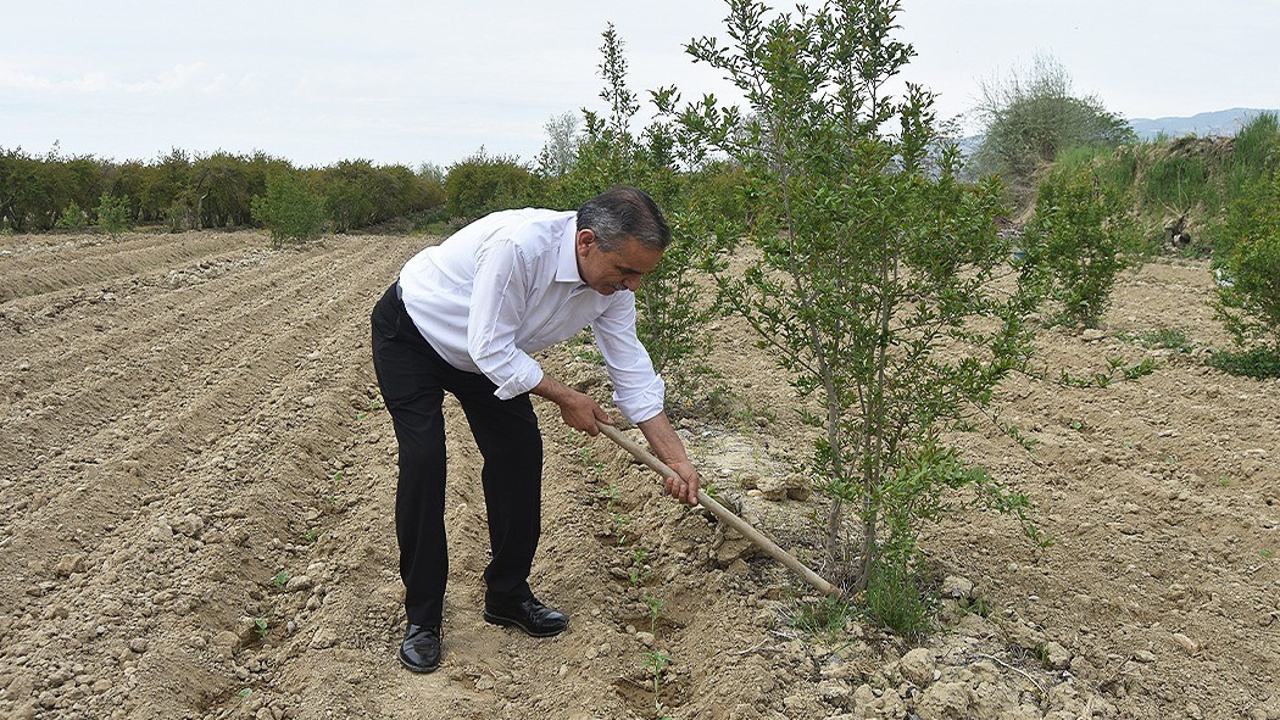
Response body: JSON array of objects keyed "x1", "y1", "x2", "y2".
[{"x1": 595, "y1": 422, "x2": 842, "y2": 599}]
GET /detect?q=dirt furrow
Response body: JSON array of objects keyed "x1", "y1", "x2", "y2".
[
  {"x1": 0, "y1": 231, "x2": 259, "y2": 302},
  {"x1": 1, "y1": 238, "x2": 385, "y2": 548},
  {"x1": 0, "y1": 238, "x2": 399, "y2": 482},
  {"x1": 0, "y1": 236, "x2": 401, "y2": 544}
]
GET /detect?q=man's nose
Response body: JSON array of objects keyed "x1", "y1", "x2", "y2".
[{"x1": 623, "y1": 275, "x2": 642, "y2": 291}]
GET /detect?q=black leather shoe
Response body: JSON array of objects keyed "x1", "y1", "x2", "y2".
[
  {"x1": 398, "y1": 624, "x2": 442, "y2": 673},
  {"x1": 483, "y1": 598, "x2": 569, "y2": 637}
]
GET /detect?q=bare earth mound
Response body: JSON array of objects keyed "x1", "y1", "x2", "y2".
[{"x1": 0, "y1": 230, "x2": 1276, "y2": 720}]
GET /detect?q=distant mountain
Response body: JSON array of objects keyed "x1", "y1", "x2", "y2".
[{"x1": 1128, "y1": 108, "x2": 1278, "y2": 140}]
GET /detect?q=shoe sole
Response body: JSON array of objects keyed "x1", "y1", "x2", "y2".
[
  {"x1": 397, "y1": 646, "x2": 441, "y2": 674},
  {"x1": 482, "y1": 610, "x2": 569, "y2": 638}
]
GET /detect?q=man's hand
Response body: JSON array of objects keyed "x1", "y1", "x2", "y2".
[
  {"x1": 558, "y1": 389, "x2": 613, "y2": 436},
  {"x1": 531, "y1": 375, "x2": 612, "y2": 435},
  {"x1": 662, "y1": 459, "x2": 701, "y2": 505},
  {"x1": 636, "y1": 411, "x2": 702, "y2": 506}
]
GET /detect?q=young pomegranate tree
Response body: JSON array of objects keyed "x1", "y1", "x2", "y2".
[{"x1": 660, "y1": 0, "x2": 1046, "y2": 607}]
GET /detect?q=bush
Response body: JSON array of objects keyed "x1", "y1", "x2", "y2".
[
  {"x1": 444, "y1": 149, "x2": 538, "y2": 221},
  {"x1": 95, "y1": 193, "x2": 132, "y2": 237},
  {"x1": 55, "y1": 203, "x2": 89, "y2": 229},
  {"x1": 251, "y1": 175, "x2": 325, "y2": 246},
  {"x1": 1213, "y1": 167, "x2": 1280, "y2": 364},
  {"x1": 1028, "y1": 163, "x2": 1136, "y2": 328},
  {"x1": 971, "y1": 53, "x2": 1133, "y2": 209},
  {"x1": 1207, "y1": 346, "x2": 1280, "y2": 379},
  {"x1": 138, "y1": 149, "x2": 193, "y2": 224},
  {"x1": 1216, "y1": 231, "x2": 1280, "y2": 347},
  {"x1": 863, "y1": 557, "x2": 931, "y2": 638}
]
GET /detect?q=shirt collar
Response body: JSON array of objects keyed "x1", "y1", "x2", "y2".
[{"x1": 556, "y1": 219, "x2": 584, "y2": 285}]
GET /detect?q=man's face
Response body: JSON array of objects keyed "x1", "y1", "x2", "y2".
[{"x1": 575, "y1": 229, "x2": 664, "y2": 295}]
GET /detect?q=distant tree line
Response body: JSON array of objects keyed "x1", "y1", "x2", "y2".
[
  {"x1": 0, "y1": 147, "x2": 445, "y2": 233},
  {"x1": 0, "y1": 140, "x2": 745, "y2": 239}
]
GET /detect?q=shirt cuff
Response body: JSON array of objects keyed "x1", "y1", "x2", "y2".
[
  {"x1": 613, "y1": 373, "x2": 665, "y2": 424},
  {"x1": 493, "y1": 362, "x2": 544, "y2": 401}
]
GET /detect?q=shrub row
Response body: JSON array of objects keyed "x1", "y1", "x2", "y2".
[{"x1": 0, "y1": 148, "x2": 444, "y2": 233}]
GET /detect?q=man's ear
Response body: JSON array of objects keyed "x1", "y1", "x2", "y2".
[{"x1": 576, "y1": 228, "x2": 596, "y2": 256}]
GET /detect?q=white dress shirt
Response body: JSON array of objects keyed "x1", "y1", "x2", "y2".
[{"x1": 397, "y1": 208, "x2": 666, "y2": 423}]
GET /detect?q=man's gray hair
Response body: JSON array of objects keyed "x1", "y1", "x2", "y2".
[{"x1": 576, "y1": 185, "x2": 671, "y2": 252}]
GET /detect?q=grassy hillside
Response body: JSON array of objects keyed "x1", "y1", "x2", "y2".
[{"x1": 1051, "y1": 112, "x2": 1279, "y2": 259}]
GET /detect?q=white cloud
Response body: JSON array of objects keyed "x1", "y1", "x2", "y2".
[
  {"x1": 0, "y1": 62, "x2": 210, "y2": 96},
  {"x1": 202, "y1": 73, "x2": 230, "y2": 96},
  {"x1": 0, "y1": 66, "x2": 54, "y2": 91},
  {"x1": 128, "y1": 62, "x2": 208, "y2": 95}
]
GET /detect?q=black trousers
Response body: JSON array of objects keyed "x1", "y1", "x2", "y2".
[{"x1": 370, "y1": 283, "x2": 542, "y2": 626}]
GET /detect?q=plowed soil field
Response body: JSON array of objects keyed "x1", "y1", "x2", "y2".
[{"x1": 1, "y1": 229, "x2": 1277, "y2": 720}]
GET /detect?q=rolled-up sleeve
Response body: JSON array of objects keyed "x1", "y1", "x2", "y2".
[
  {"x1": 592, "y1": 296, "x2": 665, "y2": 423},
  {"x1": 467, "y1": 240, "x2": 546, "y2": 399}
]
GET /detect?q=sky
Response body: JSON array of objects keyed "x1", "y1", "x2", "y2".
[{"x1": 3, "y1": 0, "x2": 1278, "y2": 169}]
